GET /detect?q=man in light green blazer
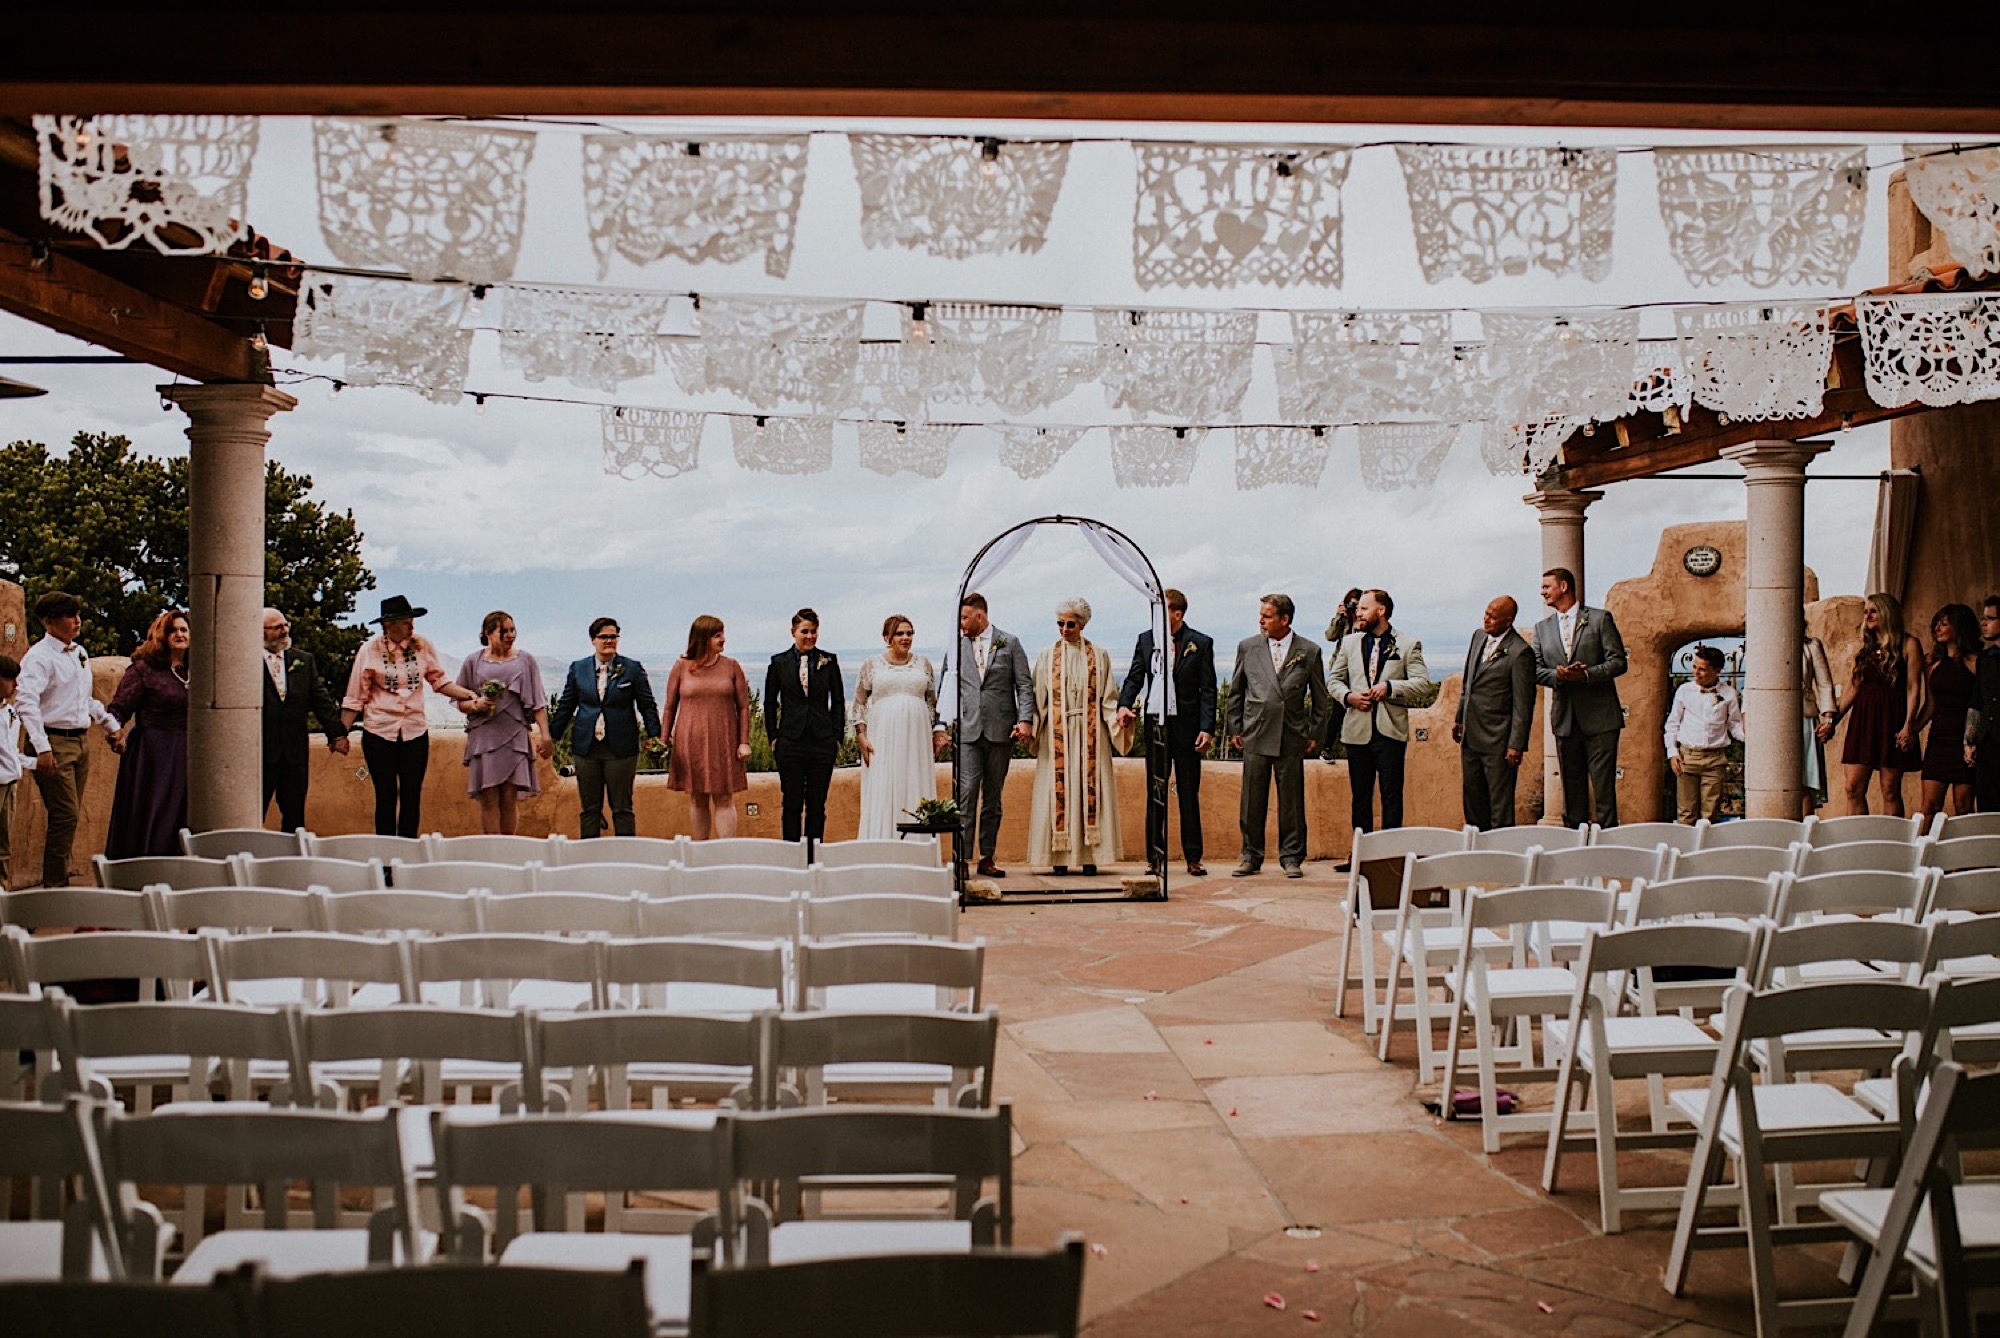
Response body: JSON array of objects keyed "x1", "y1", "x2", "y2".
[{"x1": 1327, "y1": 589, "x2": 1436, "y2": 833}]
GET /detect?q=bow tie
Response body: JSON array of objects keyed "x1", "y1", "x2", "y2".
[{"x1": 1699, "y1": 687, "x2": 1719, "y2": 696}]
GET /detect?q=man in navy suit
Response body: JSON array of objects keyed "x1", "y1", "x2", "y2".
[
  {"x1": 550, "y1": 616, "x2": 662, "y2": 838},
  {"x1": 764, "y1": 608, "x2": 846, "y2": 851},
  {"x1": 1117, "y1": 588, "x2": 1217, "y2": 876}
]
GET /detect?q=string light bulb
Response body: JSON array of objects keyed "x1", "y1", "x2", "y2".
[
  {"x1": 979, "y1": 137, "x2": 1002, "y2": 178},
  {"x1": 908, "y1": 302, "x2": 929, "y2": 343},
  {"x1": 250, "y1": 325, "x2": 268, "y2": 351},
  {"x1": 246, "y1": 265, "x2": 269, "y2": 301},
  {"x1": 466, "y1": 284, "x2": 488, "y2": 319},
  {"x1": 473, "y1": 393, "x2": 488, "y2": 415},
  {"x1": 327, "y1": 380, "x2": 344, "y2": 401}
]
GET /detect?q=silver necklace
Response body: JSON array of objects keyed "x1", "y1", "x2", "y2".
[{"x1": 171, "y1": 662, "x2": 190, "y2": 686}]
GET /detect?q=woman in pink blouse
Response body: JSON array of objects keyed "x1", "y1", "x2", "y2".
[
  {"x1": 664, "y1": 614, "x2": 752, "y2": 841},
  {"x1": 340, "y1": 595, "x2": 481, "y2": 837}
]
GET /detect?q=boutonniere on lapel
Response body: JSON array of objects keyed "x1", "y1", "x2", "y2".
[
  {"x1": 1283, "y1": 651, "x2": 1308, "y2": 672},
  {"x1": 1380, "y1": 635, "x2": 1400, "y2": 663},
  {"x1": 992, "y1": 636, "x2": 1008, "y2": 651},
  {"x1": 815, "y1": 654, "x2": 829, "y2": 672},
  {"x1": 1180, "y1": 641, "x2": 1197, "y2": 659},
  {"x1": 74, "y1": 645, "x2": 89, "y2": 667}
]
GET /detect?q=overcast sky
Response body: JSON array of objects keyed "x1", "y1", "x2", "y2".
[{"x1": 3, "y1": 114, "x2": 1948, "y2": 672}]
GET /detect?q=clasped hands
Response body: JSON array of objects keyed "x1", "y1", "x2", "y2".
[
  {"x1": 1554, "y1": 663, "x2": 1590, "y2": 684},
  {"x1": 1344, "y1": 684, "x2": 1392, "y2": 710}
]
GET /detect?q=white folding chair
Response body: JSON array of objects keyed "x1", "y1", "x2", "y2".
[
  {"x1": 391, "y1": 860, "x2": 537, "y2": 895},
  {"x1": 1542, "y1": 920, "x2": 1765, "y2": 1232},
  {"x1": 680, "y1": 838, "x2": 808, "y2": 871},
  {"x1": 0, "y1": 992, "x2": 60, "y2": 1103},
  {"x1": 1851, "y1": 973, "x2": 2000, "y2": 1121},
  {"x1": 1623, "y1": 874, "x2": 1782, "y2": 1022},
  {"x1": 1438, "y1": 883, "x2": 1619, "y2": 1152},
  {"x1": 260, "y1": 1266, "x2": 653, "y2": 1338},
  {"x1": 1828, "y1": 1062, "x2": 2000, "y2": 1337},
  {"x1": 321, "y1": 889, "x2": 485, "y2": 937},
  {"x1": 481, "y1": 891, "x2": 644, "y2": 937},
  {"x1": 813, "y1": 838, "x2": 941, "y2": 869},
  {"x1": 600, "y1": 937, "x2": 788, "y2": 1016},
  {"x1": 301, "y1": 834, "x2": 428, "y2": 866},
  {"x1": 234, "y1": 856, "x2": 385, "y2": 894},
  {"x1": 1470, "y1": 824, "x2": 1584, "y2": 854},
  {"x1": 533, "y1": 864, "x2": 672, "y2": 899},
  {"x1": 1673, "y1": 845, "x2": 1798, "y2": 881},
  {"x1": 180, "y1": 828, "x2": 304, "y2": 860},
  {"x1": 795, "y1": 937, "x2": 985, "y2": 1014},
  {"x1": 1703, "y1": 818, "x2": 1811, "y2": 850},
  {"x1": 641, "y1": 894, "x2": 802, "y2": 942},
  {"x1": 1807, "y1": 814, "x2": 1926, "y2": 847},
  {"x1": 1922, "y1": 912, "x2": 2000, "y2": 982},
  {"x1": 1931, "y1": 812, "x2": 2000, "y2": 842},
  {"x1": 1333, "y1": 825, "x2": 1470, "y2": 1034},
  {"x1": 1, "y1": 887, "x2": 157, "y2": 932},
  {"x1": 1532, "y1": 843, "x2": 1676, "y2": 963},
  {"x1": 686, "y1": 1234, "x2": 1084, "y2": 1338},
  {"x1": 424, "y1": 833, "x2": 559, "y2": 865},
  {"x1": 92, "y1": 1102, "x2": 423, "y2": 1283},
  {"x1": 1924, "y1": 834, "x2": 2000, "y2": 873},
  {"x1": 766, "y1": 1008, "x2": 997, "y2": 1110},
  {"x1": 409, "y1": 933, "x2": 602, "y2": 1011},
  {"x1": 1793, "y1": 841, "x2": 1924, "y2": 877},
  {"x1": 672, "y1": 865, "x2": 810, "y2": 899},
  {"x1": 0, "y1": 1097, "x2": 115, "y2": 1281},
  {"x1": 152, "y1": 886, "x2": 324, "y2": 934},
  {"x1": 92, "y1": 856, "x2": 236, "y2": 892},
  {"x1": 4, "y1": 926, "x2": 213, "y2": 1014},
  {"x1": 1931, "y1": 868, "x2": 2000, "y2": 919},
  {"x1": 549, "y1": 836, "x2": 680, "y2": 868},
  {"x1": 433, "y1": 1109, "x2": 730, "y2": 1329},
  {"x1": 1773, "y1": 868, "x2": 1934, "y2": 926},
  {"x1": 214, "y1": 932, "x2": 415, "y2": 1009},
  {"x1": 810, "y1": 864, "x2": 955, "y2": 898},
  {"x1": 1375, "y1": 849, "x2": 1536, "y2": 1080},
  {"x1": 1663, "y1": 980, "x2": 1933, "y2": 1337},
  {"x1": 298, "y1": 1005, "x2": 543, "y2": 1114},
  {"x1": 1593, "y1": 820, "x2": 1706, "y2": 854},
  {"x1": 802, "y1": 893, "x2": 957, "y2": 942},
  {"x1": 533, "y1": 1009, "x2": 763, "y2": 1119}
]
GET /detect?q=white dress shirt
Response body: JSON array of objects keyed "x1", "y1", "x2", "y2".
[
  {"x1": 1664, "y1": 680, "x2": 1747, "y2": 755},
  {"x1": 1268, "y1": 631, "x2": 1295, "y2": 672},
  {"x1": 14, "y1": 635, "x2": 116, "y2": 754},
  {"x1": 0, "y1": 698, "x2": 26, "y2": 784}
]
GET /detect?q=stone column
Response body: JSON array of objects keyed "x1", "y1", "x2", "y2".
[
  {"x1": 163, "y1": 384, "x2": 297, "y2": 832},
  {"x1": 1524, "y1": 489, "x2": 1604, "y2": 825},
  {"x1": 1720, "y1": 440, "x2": 1830, "y2": 820}
]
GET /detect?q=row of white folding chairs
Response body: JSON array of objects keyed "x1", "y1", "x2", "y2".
[
  {"x1": 177, "y1": 828, "x2": 942, "y2": 871},
  {"x1": 94, "y1": 853, "x2": 956, "y2": 901},
  {"x1": 2, "y1": 1089, "x2": 1017, "y2": 1330},
  {"x1": 1420, "y1": 812, "x2": 1992, "y2": 859}
]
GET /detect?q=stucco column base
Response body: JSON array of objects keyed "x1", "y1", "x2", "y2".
[
  {"x1": 1720, "y1": 439, "x2": 1830, "y2": 821},
  {"x1": 1525, "y1": 488, "x2": 1603, "y2": 826},
  {"x1": 164, "y1": 383, "x2": 297, "y2": 832}
]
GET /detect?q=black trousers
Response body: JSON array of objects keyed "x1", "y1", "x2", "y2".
[
  {"x1": 1556, "y1": 728, "x2": 1621, "y2": 829},
  {"x1": 776, "y1": 743, "x2": 836, "y2": 845},
  {"x1": 574, "y1": 743, "x2": 640, "y2": 838},
  {"x1": 1145, "y1": 721, "x2": 1204, "y2": 867},
  {"x1": 1977, "y1": 741, "x2": 2000, "y2": 813},
  {"x1": 1347, "y1": 733, "x2": 1408, "y2": 834},
  {"x1": 1460, "y1": 750, "x2": 1519, "y2": 831},
  {"x1": 262, "y1": 756, "x2": 310, "y2": 832},
  {"x1": 955, "y1": 737, "x2": 1014, "y2": 860},
  {"x1": 360, "y1": 731, "x2": 430, "y2": 838},
  {"x1": 1239, "y1": 742, "x2": 1308, "y2": 868}
]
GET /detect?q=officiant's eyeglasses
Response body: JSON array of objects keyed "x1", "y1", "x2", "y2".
[
  {"x1": 594, "y1": 633, "x2": 620, "y2": 642},
  {"x1": 1055, "y1": 619, "x2": 1081, "y2": 629}
]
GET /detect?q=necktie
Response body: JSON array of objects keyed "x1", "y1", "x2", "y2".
[
  {"x1": 267, "y1": 651, "x2": 287, "y2": 700},
  {"x1": 1481, "y1": 635, "x2": 1502, "y2": 664},
  {"x1": 594, "y1": 662, "x2": 609, "y2": 741},
  {"x1": 975, "y1": 639, "x2": 988, "y2": 675},
  {"x1": 1367, "y1": 636, "x2": 1383, "y2": 682},
  {"x1": 1270, "y1": 639, "x2": 1283, "y2": 671},
  {"x1": 799, "y1": 656, "x2": 810, "y2": 692},
  {"x1": 1561, "y1": 613, "x2": 1576, "y2": 658}
]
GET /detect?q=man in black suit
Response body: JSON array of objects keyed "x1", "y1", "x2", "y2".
[
  {"x1": 1971, "y1": 595, "x2": 2000, "y2": 813},
  {"x1": 261, "y1": 606, "x2": 348, "y2": 832},
  {"x1": 1453, "y1": 595, "x2": 1536, "y2": 830},
  {"x1": 1117, "y1": 588, "x2": 1217, "y2": 876},
  {"x1": 764, "y1": 608, "x2": 846, "y2": 850}
]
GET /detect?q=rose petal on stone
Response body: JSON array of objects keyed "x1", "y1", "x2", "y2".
[
  {"x1": 1263, "y1": 1293, "x2": 1286, "y2": 1312},
  {"x1": 1303, "y1": 1311, "x2": 1323, "y2": 1323},
  {"x1": 1536, "y1": 1301, "x2": 1554, "y2": 1315},
  {"x1": 1229, "y1": 1107, "x2": 1239, "y2": 1117},
  {"x1": 1144, "y1": 1090, "x2": 1158, "y2": 1101},
  {"x1": 1180, "y1": 1196, "x2": 1190, "y2": 1204},
  {"x1": 1304, "y1": 1260, "x2": 1320, "y2": 1273},
  {"x1": 1090, "y1": 1243, "x2": 1108, "y2": 1258},
  {"x1": 1204, "y1": 1038, "x2": 1214, "y2": 1045}
]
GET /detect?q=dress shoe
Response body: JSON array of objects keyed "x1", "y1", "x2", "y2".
[
  {"x1": 976, "y1": 857, "x2": 1005, "y2": 879},
  {"x1": 1231, "y1": 862, "x2": 1261, "y2": 877},
  {"x1": 1051, "y1": 865, "x2": 1068, "y2": 876},
  {"x1": 1185, "y1": 861, "x2": 1208, "y2": 877},
  {"x1": 1282, "y1": 864, "x2": 1304, "y2": 879},
  {"x1": 1332, "y1": 861, "x2": 1352, "y2": 873},
  {"x1": 1081, "y1": 864, "x2": 1097, "y2": 877}
]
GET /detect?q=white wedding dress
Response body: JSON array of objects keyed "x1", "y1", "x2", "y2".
[{"x1": 855, "y1": 654, "x2": 940, "y2": 840}]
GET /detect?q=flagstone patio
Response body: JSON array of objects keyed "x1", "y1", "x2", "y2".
[{"x1": 974, "y1": 862, "x2": 1848, "y2": 1336}]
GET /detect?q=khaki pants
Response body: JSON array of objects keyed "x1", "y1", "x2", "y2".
[
  {"x1": 31, "y1": 732, "x2": 89, "y2": 887},
  {"x1": 0, "y1": 778, "x2": 14, "y2": 889},
  {"x1": 1675, "y1": 745, "x2": 1729, "y2": 824}
]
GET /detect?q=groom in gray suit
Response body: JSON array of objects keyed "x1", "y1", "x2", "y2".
[
  {"x1": 957, "y1": 593, "x2": 1035, "y2": 878},
  {"x1": 1453, "y1": 595, "x2": 1536, "y2": 830},
  {"x1": 1227, "y1": 593, "x2": 1330, "y2": 878},
  {"x1": 1532, "y1": 567, "x2": 1628, "y2": 828}
]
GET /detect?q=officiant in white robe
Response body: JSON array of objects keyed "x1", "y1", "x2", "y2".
[{"x1": 1029, "y1": 597, "x2": 1126, "y2": 873}]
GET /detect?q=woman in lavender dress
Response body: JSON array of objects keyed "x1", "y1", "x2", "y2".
[
  {"x1": 105, "y1": 608, "x2": 191, "y2": 859},
  {"x1": 455, "y1": 610, "x2": 554, "y2": 835}
]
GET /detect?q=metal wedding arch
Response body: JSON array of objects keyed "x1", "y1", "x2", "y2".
[{"x1": 943, "y1": 515, "x2": 1174, "y2": 905}]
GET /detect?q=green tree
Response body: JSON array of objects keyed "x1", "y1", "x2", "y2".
[{"x1": 0, "y1": 431, "x2": 374, "y2": 668}]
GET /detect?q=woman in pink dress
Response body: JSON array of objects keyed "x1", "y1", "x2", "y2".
[
  {"x1": 455, "y1": 610, "x2": 555, "y2": 835},
  {"x1": 664, "y1": 614, "x2": 751, "y2": 841}
]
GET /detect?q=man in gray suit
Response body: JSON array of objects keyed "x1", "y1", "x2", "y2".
[
  {"x1": 957, "y1": 592, "x2": 1035, "y2": 878},
  {"x1": 1227, "y1": 593, "x2": 1330, "y2": 878},
  {"x1": 1453, "y1": 595, "x2": 1536, "y2": 830},
  {"x1": 1531, "y1": 567, "x2": 1628, "y2": 828}
]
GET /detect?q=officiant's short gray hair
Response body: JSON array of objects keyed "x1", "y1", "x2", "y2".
[{"x1": 1054, "y1": 597, "x2": 1093, "y2": 626}]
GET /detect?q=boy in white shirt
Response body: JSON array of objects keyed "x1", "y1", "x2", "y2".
[
  {"x1": 0, "y1": 654, "x2": 25, "y2": 889},
  {"x1": 1665, "y1": 646, "x2": 1747, "y2": 825}
]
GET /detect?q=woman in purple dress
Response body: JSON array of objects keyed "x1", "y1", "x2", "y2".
[
  {"x1": 105, "y1": 609, "x2": 191, "y2": 859},
  {"x1": 1834, "y1": 593, "x2": 1926, "y2": 817},
  {"x1": 455, "y1": 610, "x2": 554, "y2": 835},
  {"x1": 1915, "y1": 602, "x2": 1980, "y2": 827},
  {"x1": 664, "y1": 614, "x2": 751, "y2": 842}
]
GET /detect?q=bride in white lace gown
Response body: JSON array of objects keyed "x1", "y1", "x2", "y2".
[{"x1": 854, "y1": 615, "x2": 945, "y2": 840}]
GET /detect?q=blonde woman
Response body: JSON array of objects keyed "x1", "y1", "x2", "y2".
[
  {"x1": 1832, "y1": 593, "x2": 1925, "y2": 816},
  {"x1": 855, "y1": 614, "x2": 947, "y2": 840}
]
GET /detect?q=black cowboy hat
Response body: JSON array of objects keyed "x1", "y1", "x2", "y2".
[{"x1": 372, "y1": 595, "x2": 429, "y2": 624}]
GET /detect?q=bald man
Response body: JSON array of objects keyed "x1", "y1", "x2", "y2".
[
  {"x1": 1452, "y1": 595, "x2": 1536, "y2": 830},
  {"x1": 261, "y1": 607, "x2": 349, "y2": 832}
]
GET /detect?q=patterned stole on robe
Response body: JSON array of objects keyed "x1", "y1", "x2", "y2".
[{"x1": 1049, "y1": 640, "x2": 1101, "y2": 854}]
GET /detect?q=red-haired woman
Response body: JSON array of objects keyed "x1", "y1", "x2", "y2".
[
  {"x1": 664, "y1": 615, "x2": 751, "y2": 840},
  {"x1": 104, "y1": 608, "x2": 191, "y2": 858}
]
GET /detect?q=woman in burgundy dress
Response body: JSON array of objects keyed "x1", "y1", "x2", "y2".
[
  {"x1": 105, "y1": 609, "x2": 191, "y2": 859},
  {"x1": 1834, "y1": 593, "x2": 1926, "y2": 817},
  {"x1": 1916, "y1": 602, "x2": 1980, "y2": 827},
  {"x1": 664, "y1": 614, "x2": 751, "y2": 841}
]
